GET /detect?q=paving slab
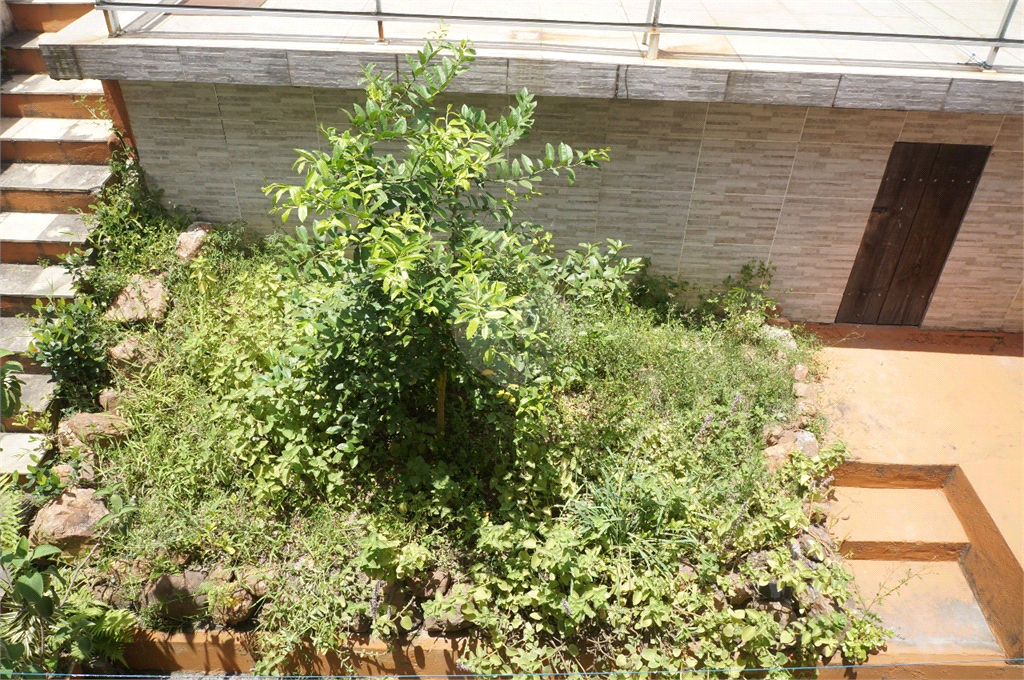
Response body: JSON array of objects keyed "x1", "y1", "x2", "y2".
[
  {"x1": 1, "y1": 117, "x2": 112, "y2": 143},
  {"x1": 0, "y1": 316, "x2": 34, "y2": 355},
  {"x1": 0, "y1": 73, "x2": 104, "y2": 96},
  {"x1": 0, "y1": 162, "x2": 110, "y2": 192},
  {"x1": 0, "y1": 263, "x2": 76, "y2": 302},
  {"x1": 18, "y1": 372, "x2": 55, "y2": 413},
  {"x1": 0, "y1": 211, "x2": 90, "y2": 245},
  {"x1": 0, "y1": 432, "x2": 45, "y2": 475}
]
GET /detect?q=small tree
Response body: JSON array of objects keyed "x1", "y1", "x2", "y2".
[{"x1": 228, "y1": 38, "x2": 639, "y2": 501}]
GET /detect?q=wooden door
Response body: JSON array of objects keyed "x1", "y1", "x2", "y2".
[{"x1": 837, "y1": 142, "x2": 990, "y2": 326}]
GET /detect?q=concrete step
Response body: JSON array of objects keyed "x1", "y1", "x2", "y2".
[
  {"x1": 830, "y1": 487, "x2": 969, "y2": 561},
  {"x1": 0, "y1": 316, "x2": 44, "y2": 373},
  {"x1": 847, "y1": 560, "x2": 1005, "y2": 662},
  {"x1": 0, "y1": 263, "x2": 75, "y2": 315},
  {"x1": 1, "y1": 74, "x2": 106, "y2": 118},
  {"x1": 0, "y1": 162, "x2": 110, "y2": 212},
  {"x1": 0, "y1": 432, "x2": 47, "y2": 476},
  {"x1": 1, "y1": 371, "x2": 55, "y2": 432},
  {"x1": 0, "y1": 211, "x2": 91, "y2": 264},
  {"x1": 1, "y1": 32, "x2": 46, "y2": 74},
  {"x1": 8, "y1": 0, "x2": 93, "y2": 33},
  {"x1": 1, "y1": 116, "x2": 113, "y2": 163}
]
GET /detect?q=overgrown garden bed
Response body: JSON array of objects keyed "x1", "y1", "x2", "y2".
[{"x1": 2, "y1": 39, "x2": 886, "y2": 677}]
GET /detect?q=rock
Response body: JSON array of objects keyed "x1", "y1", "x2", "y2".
[
  {"x1": 203, "y1": 566, "x2": 259, "y2": 627},
  {"x1": 798, "y1": 534, "x2": 824, "y2": 562},
  {"x1": 794, "y1": 430, "x2": 820, "y2": 459},
  {"x1": 795, "y1": 586, "x2": 834, "y2": 617},
  {"x1": 765, "y1": 600, "x2": 795, "y2": 627},
  {"x1": 57, "y1": 412, "x2": 130, "y2": 453},
  {"x1": 763, "y1": 423, "x2": 785, "y2": 446},
  {"x1": 791, "y1": 364, "x2": 809, "y2": 382},
  {"x1": 763, "y1": 443, "x2": 791, "y2": 472},
  {"x1": 235, "y1": 566, "x2": 271, "y2": 599},
  {"x1": 793, "y1": 382, "x2": 811, "y2": 399},
  {"x1": 52, "y1": 462, "x2": 95, "y2": 485},
  {"x1": 423, "y1": 606, "x2": 471, "y2": 635},
  {"x1": 105, "y1": 276, "x2": 168, "y2": 324},
  {"x1": 763, "y1": 581, "x2": 791, "y2": 602},
  {"x1": 29, "y1": 487, "x2": 109, "y2": 555},
  {"x1": 349, "y1": 614, "x2": 372, "y2": 634},
  {"x1": 211, "y1": 585, "x2": 255, "y2": 627},
  {"x1": 140, "y1": 570, "x2": 208, "y2": 621},
  {"x1": 175, "y1": 222, "x2": 214, "y2": 262},
  {"x1": 409, "y1": 569, "x2": 451, "y2": 601},
  {"x1": 424, "y1": 585, "x2": 473, "y2": 635},
  {"x1": 744, "y1": 550, "x2": 771, "y2": 573},
  {"x1": 764, "y1": 316, "x2": 791, "y2": 328},
  {"x1": 93, "y1": 583, "x2": 130, "y2": 609},
  {"x1": 98, "y1": 389, "x2": 121, "y2": 415},
  {"x1": 763, "y1": 326, "x2": 797, "y2": 350},
  {"x1": 107, "y1": 336, "x2": 154, "y2": 373},
  {"x1": 723, "y1": 574, "x2": 757, "y2": 607},
  {"x1": 397, "y1": 607, "x2": 424, "y2": 634}
]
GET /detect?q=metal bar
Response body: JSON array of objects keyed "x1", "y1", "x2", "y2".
[
  {"x1": 644, "y1": 0, "x2": 662, "y2": 58},
  {"x1": 986, "y1": 0, "x2": 1020, "y2": 66},
  {"x1": 102, "y1": 8, "x2": 122, "y2": 36},
  {"x1": 375, "y1": 0, "x2": 385, "y2": 43},
  {"x1": 91, "y1": 1, "x2": 1024, "y2": 48}
]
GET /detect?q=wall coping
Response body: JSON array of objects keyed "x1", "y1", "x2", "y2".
[{"x1": 40, "y1": 11, "x2": 1024, "y2": 115}]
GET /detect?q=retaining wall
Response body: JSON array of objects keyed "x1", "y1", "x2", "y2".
[{"x1": 118, "y1": 81, "x2": 1023, "y2": 329}]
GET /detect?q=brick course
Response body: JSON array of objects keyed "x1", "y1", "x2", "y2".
[{"x1": 119, "y1": 82, "x2": 1023, "y2": 330}]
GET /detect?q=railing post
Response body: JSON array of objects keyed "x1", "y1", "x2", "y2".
[
  {"x1": 103, "y1": 8, "x2": 122, "y2": 36},
  {"x1": 375, "y1": 0, "x2": 386, "y2": 43},
  {"x1": 986, "y1": 0, "x2": 1019, "y2": 68},
  {"x1": 644, "y1": 0, "x2": 663, "y2": 59}
]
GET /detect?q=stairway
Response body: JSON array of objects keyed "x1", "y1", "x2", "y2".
[
  {"x1": 828, "y1": 463, "x2": 1021, "y2": 668},
  {"x1": 1, "y1": 0, "x2": 111, "y2": 475}
]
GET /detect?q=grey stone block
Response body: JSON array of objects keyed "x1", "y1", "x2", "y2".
[
  {"x1": 725, "y1": 71, "x2": 839, "y2": 107},
  {"x1": 40, "y1": 45, "x2": 82, "y2": 80},
  {"x1": 74, "y1": 44, "x2": 184, "y2": 82},
  {"x1": 620, "y1": 65, "x2": 728, "y2": 102},
  {"x1": 507, "y1": 59, "x2": 616, "y2": 98},
  {"x1": 943, "y1": 78, "x2": 1024, "y2": 116},
  {"x1": 398, "y1": 54, "x2": 509, "y2": 94},
  {"x1": 834, "y1": 74, "x2": 951, "y2": 111},
  {"x1": 288, "y1": 50, "x2": 372, "y2": 89},
  {"x1": 177, "y1": 47, "x2": 290, "y2": 86}
]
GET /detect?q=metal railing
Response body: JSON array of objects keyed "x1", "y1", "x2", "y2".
[{"x1": 95, "y1": 0, "x2": 1023, "y2": 70}]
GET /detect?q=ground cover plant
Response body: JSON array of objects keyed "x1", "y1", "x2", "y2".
[{"x1": 8, "y1": 38, "x2": 887, "y2": 677}]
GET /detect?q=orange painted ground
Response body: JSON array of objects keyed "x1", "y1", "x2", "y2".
[{"x1": 812, "y1": 326, "x2": 1023, "y2": 568}]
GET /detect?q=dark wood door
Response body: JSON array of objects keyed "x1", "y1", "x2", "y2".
[{"x1": 836, "y1": 142, "x2": 990, "y2": 326}]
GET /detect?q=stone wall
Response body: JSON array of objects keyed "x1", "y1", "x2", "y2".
[{"x1": 119, "y1": 81, "x2": 1023, "y2": 330}]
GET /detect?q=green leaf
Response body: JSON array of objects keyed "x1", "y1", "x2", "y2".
[
  {"x1": 15, "y1": 571, "x2": 44, "y2": 604},
  {"x1": 29, "y1": 545, "x2": 62, "y2": 560}
]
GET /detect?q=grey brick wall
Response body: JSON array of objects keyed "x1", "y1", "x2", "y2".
[{"x1": 120, "y1": 82, "x2": 1023, "y2": 330}]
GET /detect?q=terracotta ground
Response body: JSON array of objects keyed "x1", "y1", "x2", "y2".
[{"x1": 808, "y1": 323, "x2": 1023, "y2": 671}]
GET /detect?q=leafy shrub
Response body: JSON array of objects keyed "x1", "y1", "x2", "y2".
[
  {"x1": 1, "y1": 350, "x2": 25, "y2": 420},
  {"x1": 208, "y1": 37, "x2": 640, "y2": 503},
  {"x1": 29, "y1": 297, "x2": 112, "y2": 415},
  {"x1": 0, "y1": 536, "x2": 136, "y2": 673},
  {"x1": 32, "y1": 37, "x2": 886, "y2": 677}
]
